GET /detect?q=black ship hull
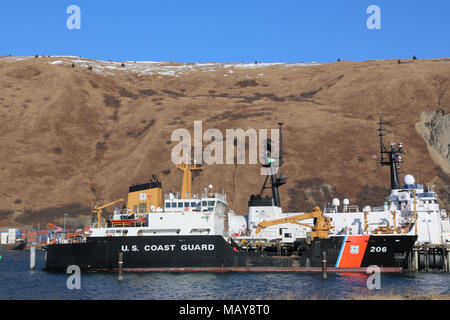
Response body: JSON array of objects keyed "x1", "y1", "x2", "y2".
[{"x1": 45, "y1": 234, "x2": 417, "y2": 272}]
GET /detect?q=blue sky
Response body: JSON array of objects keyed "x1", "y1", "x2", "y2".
[{"x1": 0, "y1": 1, "x2": 449, "y2": 62}]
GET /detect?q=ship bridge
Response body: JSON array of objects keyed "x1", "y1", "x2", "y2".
[{"x1": 89, "y1": 157, "x2": 228, "y2": 238}]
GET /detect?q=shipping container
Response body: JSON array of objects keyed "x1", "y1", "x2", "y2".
[
  {"x1": 1, "y1": 233, "x2": 8, "y2": 244},
  {"x1": 8, "y1": 229, "x2": 16, "y2": 244}
]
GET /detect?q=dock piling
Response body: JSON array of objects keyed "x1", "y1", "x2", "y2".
[
  {"x1": 118, "y1": 252, "x2": 123, "y2": 281},
  {"x1": 407, "y1": 251, "x2": 412, "y2": 271},
  {"x1": 321, "y1": 251, "x2": 327, "y2": 280},
  {"x1": 446, "y1": 247, "x2": 450, "y2": 272},
  {"x1": 443, "y1": 247, "x2": 447, "y2": 272},
  {"x1": 30, "y1": 246, "x2": 36, "y2": 270},
  {"x1": 414, "y1": 248, "x2": 419, "y2": 272}
]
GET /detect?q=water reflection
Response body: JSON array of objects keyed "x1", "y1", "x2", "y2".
[{"x1": 1, "y1": 250, "x2": 449, "y2": 300}]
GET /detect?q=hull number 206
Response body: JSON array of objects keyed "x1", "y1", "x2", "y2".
[{"x1": 370, "y1": 246, "x2": 387, "y2": 253}]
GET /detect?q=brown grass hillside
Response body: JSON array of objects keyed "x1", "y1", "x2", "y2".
[{"x1": 0, "y1": 56, "x2": 449, "y2": 228}]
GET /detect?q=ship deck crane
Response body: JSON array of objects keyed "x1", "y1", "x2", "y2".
[
  {"x1": 255, "y1": 206, "x2": 333, "y2": 240},
  {"x1": 93, "y1": 199, "x2": 125, "y2": 228}
]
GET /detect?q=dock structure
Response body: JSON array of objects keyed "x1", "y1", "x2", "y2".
[{"x1": 409, "y1": 244, "x2": 450, "y2": 272}]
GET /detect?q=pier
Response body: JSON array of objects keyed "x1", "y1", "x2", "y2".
[{"x1": 409, "y1": 244, "x2": 450, "y2": 272}]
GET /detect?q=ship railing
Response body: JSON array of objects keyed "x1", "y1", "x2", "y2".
[
  {"x1": 344, "y1": 205, "x2": 360, "y2": 212},
  {"x1": 113, "y1": 208, "x2": 129, "y2": 215},
  {"x1": 49, "y1": 236, "x2": 86, "y2": 244},
  {"x1": 324, "y1": 204, "x2": 360, "y2": 213},
  {"x1": 165, "y1": 193, "x2": 183, "y2": 200},
  {"x1": 105, "y1": 215, "x2": 148, "y2": 228},
  {"x1": 165, "y1": 193, "x2": 199, "y2": 200},
  {"x1": 202, "y1": 193, "x2": 226, "y2": 202},
  {"x1": 164, "y1": 192, "x2": 226, "y2": 202},
  {"x1": 403, "y1": 184, "x2": 424, "y2": 190}
]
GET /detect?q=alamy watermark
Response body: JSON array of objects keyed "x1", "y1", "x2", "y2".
[
  {"x1": 171, "y1": 121, "x2": 281, "y2": 175},
  {"x1": 366, "y1": 5, "x2": 381, "y2": 30},
  {"x1": 366, "y1": 265, "x2": 381, "y2": 289},
  {"x1": 66, "y1": 265, "x2": 81, "y2": 289},
  {"x1": 66, "y1": 5, "x2": 81, "y2": 30},
  {"x1": 64, "y1": 5, "x2": 380, "y2": 31}
]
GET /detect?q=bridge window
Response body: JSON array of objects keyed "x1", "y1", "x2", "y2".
[
  {"x1": 171, "y1": 202, "x2": 177, "y2": 208},
  {"x1": 178, "y1": 202, "x2": 183, "y2": 208}
]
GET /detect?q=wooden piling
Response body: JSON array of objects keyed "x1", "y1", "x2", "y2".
[
  {"x1": 447, "y1": 247, "x2": 450, "y2": 273},
  {"x1": 414, "y1": 247, "x2": 419, "y2": 272},
  {"x1": 118, "y1": 252, "x2": 123, "y2": 281},
  {"x1": 30, "y1": 246, "x2": 36, "y2": 270},
  {"x1": 322, "y1": 251, "x2": 327, "y2": 280},
  {"x1": 424, "y1": 245, "x2": 429, "y2": 272},
  {"x1": 407, "y1": 251, "x2": 412, "y2": 271},
  {"x1": 442, "y1": 247, "x2": 447, "y2": 272}
]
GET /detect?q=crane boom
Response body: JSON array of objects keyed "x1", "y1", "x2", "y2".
[
  {"x1": 255, "y1": 206, "x2": 332, "y2": 240},
  {"x1": 93, "y1": 198, "x2": 125, "y2": 228}
]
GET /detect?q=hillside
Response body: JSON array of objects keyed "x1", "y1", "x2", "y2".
[{"x1": 0, "y1": 56, "x2": 449, "y2": 228}]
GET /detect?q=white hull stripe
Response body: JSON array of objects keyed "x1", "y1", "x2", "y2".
[{"x1": 335, "y1": 235, "x2": 347, "y2": 268}]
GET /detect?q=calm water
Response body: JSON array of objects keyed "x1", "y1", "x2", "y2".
[{"x1": 0, "y1": 249, "x2": 449, "y2": 300}]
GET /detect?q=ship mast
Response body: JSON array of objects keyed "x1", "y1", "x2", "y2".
[
  {"x1": 377, "y1": 116, "x2": 405, "y2": 190},
  {"x1": 176, "y1": 155, "x2": 203, "y2": 199},
  {"x1": 259, "y1": 123, "x2": 286, "y2": 207}
]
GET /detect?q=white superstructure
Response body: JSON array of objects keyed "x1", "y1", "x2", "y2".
[
  {"x1": 90, "y1": 190, "x2": 227, "y2": 238},
  {"x1": 228, "y1": 174, "x2": 449, "y2": 245},
  {"x1": 324, "y1": 175, "x2": 449, "y2": 244},
  {"x1": 228, "y1": 119, "x2": 450, "y2": 245}
]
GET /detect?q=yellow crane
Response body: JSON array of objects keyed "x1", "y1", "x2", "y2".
[
  {"x1": 255, "y1": 206, "x2": 333, "y2": 240},
  {"x1": 93, "y1": 199, "x2": 125, "y2": 228}
]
